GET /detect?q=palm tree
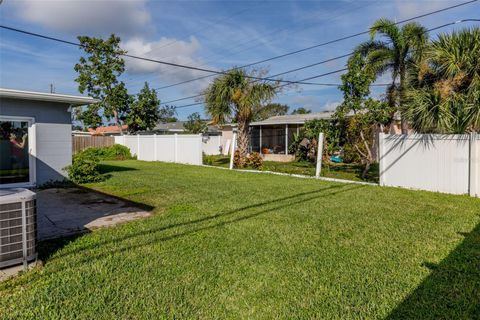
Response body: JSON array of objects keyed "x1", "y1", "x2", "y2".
[
  {"x1": 355, "y1": 19, "x2": 428, "y2": 133},
  {"x1": 404, "y1": 27, "x2": 480, "y2": 133},
  {"x1": 204, "y1": 69, "x2": 278, "y2": 167}
]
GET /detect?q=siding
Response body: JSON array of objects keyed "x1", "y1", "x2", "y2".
[{"x1": 0, "y1": 98, "x2": 72, "y2": 185}]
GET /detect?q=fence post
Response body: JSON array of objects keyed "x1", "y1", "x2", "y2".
[
  {"x1": 137, "y1": 134, "x2": 140, "y2": 160},
  {"x1": 229, "y1": 132, "x2": 237, "y2": 170},
  {"x1": 174, "y1": 133, "x2": 178, "y2": 163},
  {"x1": 315, "y1": 132, "x2": 324, "y2": 178},
  {"x1": 154, "y1": 134, "x2": 157, "y2": 161},
  {"x1": 378, "y1": 132, "x2": 385, "y2": 186},
  {"x1": 199, "y1": 134, "x2": 203, "y2": 165},
  {"x1": 470, "y1": 132, "x2": 479, "y2": 197}
]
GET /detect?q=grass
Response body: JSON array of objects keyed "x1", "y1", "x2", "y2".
[
  {"x1": 204, "y1": 154, "x2": 379, "y2": 182},
  {"x1": 1, "y1": 160, "x2": 479, "y2": 319}
]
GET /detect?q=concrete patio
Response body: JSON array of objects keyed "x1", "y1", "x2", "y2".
[
  {"x1": 37, "y1": 187, "x2": 152, "y2": 240},
  {"x1": 1, "y1": 187, "x2": 151, "y2": 281}
]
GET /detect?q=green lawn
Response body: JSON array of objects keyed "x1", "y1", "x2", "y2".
[
  {"x1": 205, "y1": 154, "x2": 379, "y2": 182},
  {"x1": 1, "y1": 160, "x2": 478, "y2": 319}
]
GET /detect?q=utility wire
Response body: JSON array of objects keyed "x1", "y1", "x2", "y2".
[
  {"x1": 160, "y1": 18, "x2": 479, "y2": 106},
  {"x1": 1, "y1": 0, "x2": 476, "y2": 91},
  {"x1": 152, "y1": 0, "x2": 479, "y2": 90}
]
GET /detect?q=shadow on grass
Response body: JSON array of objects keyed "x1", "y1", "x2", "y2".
[
  {"x1": 98, "y1": 163, "x2": 138, "y2": 174},
  {"x1": 387, "y1": 222, "x2": 480, "y2": 319},
  {"x1": 46, "y1": 184, "x2": 362, "y2": 268}
]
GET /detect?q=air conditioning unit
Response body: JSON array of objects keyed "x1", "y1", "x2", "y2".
[{"x1": 0, "y1": 188, "x2": 37, "y2": 269}]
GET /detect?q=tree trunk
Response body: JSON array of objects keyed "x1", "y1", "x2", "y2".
[
  {"x1": 236, "y1": 120, "x2": 250, "y2": 168},
  {"x1": 399, "y1": 65, "x2": 408, "y2": 134},
  {"x1": 362, "y1": 162, "x2": 371, "y2": 180},
  {"x1": 113, "y1": 109, "x2": 124, "y2": 135}
]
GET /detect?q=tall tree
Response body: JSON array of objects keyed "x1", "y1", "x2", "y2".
[
  {"x1": 355, "y1": 19, "x2": 428, "y2": 133},
  {"x1": 74, "y1": 34, "x2": 130, "y2": 133},
  {"x1": 405, "y1": 27, "x2": 480, "y2": 133},
  {"x1": 336, "y1": 53, "x2": 393, "y2": 178},
  {"x1": 254, "y1": 103, "x2": 289, "y2": 121},
  {"x1": 291, "y1": 107, "x2": 311, "y2": 115},
  {"x1": 184, "y1": 112, "x2": 208, "y2": 134},
  {"x1": 126, "y1": 82, "x2": 160, "y2": 133},
  {"x1": 204, "y1": 69, "x2": 278, "y2": 167}
]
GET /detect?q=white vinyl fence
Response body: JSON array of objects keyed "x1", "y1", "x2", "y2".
[
  {"x1": 115, "y1": 134, "x2": 202, "y2": 165},
  {"x1": 202, "y1": 135, "x2": 222, "y2": 155},
  {"x1": 379, "y1": 133, "x2": 479, "y2": 196}
]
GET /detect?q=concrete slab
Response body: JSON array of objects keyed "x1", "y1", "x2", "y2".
[
  {"x1": 37, "y1": 187, "x2": 152, "y2": 241},
  {"x1": 1, "y1": 187, "x2": 151, "y2": 281}
]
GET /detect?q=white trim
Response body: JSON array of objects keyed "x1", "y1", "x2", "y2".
[
  {"x1": 0, "y1": 88, "x2": 97, "y2": 105},
  {"x1": 0, "y1": 116, "x2": 36, "y2": 188}
]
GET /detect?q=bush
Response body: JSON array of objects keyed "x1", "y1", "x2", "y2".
[
  {"x1": 203, "y1": 153, "x2": 215, "y2": 165},
  {"x1": 66, "y1": 152, "x2": 103, "y2": 184},
  {"x1": 246, "y1": 152, "x2": 263, "y2": 169},
  {"x1": 79, "y1": 144, "x2": 134, "y2": 161}
]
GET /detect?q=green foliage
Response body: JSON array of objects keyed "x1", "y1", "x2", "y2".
[
  {"x1": 79, "y1": 144, "x2": 134, "y2": 161},
  {"x1": 184, "y1": 112, "x2": 208, "y2": 134},
  {"x1": 74, "y1": 34, "x2": 130, "y2": 130},
  {"x1": 254, "y1": 103, "x2": 289, "y2": 121},
  {"x1": 291, "y1": 107, "x2": 311, "y2": 115},
  {"x1": 355, "y1": 18, "x2": 428, "y2": 122},
  {"x1": 66, "y1": 152, "x2": 103, "y2": 184},
  {"x1": 289, "y1": 119, "x2": 341, "y2": 162},
  {"x1": 158, "y1": 105, "x2": 178, "y2": 123},
  {"x1": 404, "y1": 27, "x2": 480, "y2": 133},
  {"x1": 126, "y1": 82, "x2": 160, "y2": 133},
  {"x1": 336, "y1": 53, "x2": 392, "y2": 177},
  {"x1": 246, "y1": 152, "x2": 263, "y2": 169},
  {"x1": 202, "y1": 153, "x2": 216, "y2": 166}
]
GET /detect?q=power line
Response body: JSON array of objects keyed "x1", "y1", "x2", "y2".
[
  {"x1": 151, "y1": 0, "x2": 381, "y2": 88},
  {"x1": 153, "y1": 0, "x2": 478, "y2": 90},
  {"x1": 2, "y1": 0, "x2": 475, "y2": 92},
  {"x1": 159, "y1": 18, "x2": 479, "y2": 106}
]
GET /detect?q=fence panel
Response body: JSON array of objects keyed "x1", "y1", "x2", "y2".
[
  {"x1": 202, "y1": 135, "x2": 222, "y2": 155},
  {"x1": 379, "y1": 134, "x2": 471, "y2": 195},
  {"x1": 72, "y1": 135, "x2": 115, "y2": 154},
  {"x1": 115, "y1": 134, "x2": 202, "y2": 165}
]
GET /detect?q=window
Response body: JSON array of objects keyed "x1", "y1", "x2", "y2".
[{"x1": 0, "y1": 117, "x2": 35, "y2": 187}]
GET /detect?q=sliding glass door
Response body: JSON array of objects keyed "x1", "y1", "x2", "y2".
[{"x1": 0, "y1": 117, "x2": 35, "y2": 187}]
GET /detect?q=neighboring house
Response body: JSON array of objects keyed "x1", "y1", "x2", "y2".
[
  {"x1": 220, "y1": 111, "x2": 335, "y2": 161},
  {"x1": 0, "y1": 88, "x2": 96, "y2": 187},
  {"x1": 147, "y1": 121, "x2": 221, "y2": 136}
]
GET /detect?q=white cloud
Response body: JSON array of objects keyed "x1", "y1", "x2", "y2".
[
  {"x1": 393, "y1": 0, "x2": 448, "y2": 20},
  {"x1": 122, "y1": 36, "x2": 213, "y2": 94},
  {"x1": 14, "y1": 0, "x2": 151, "y2": 36},
  {"x1": 323, "y1": 100, "x2": 341, "y2": 111}
]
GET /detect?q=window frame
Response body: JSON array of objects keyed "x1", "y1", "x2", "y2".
[{"x1": 0, "y1": 115, "x2": 36, "y2": 188}]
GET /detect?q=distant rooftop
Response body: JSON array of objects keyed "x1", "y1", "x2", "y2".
[
  {"x1": 0, "y1": 88, "x2": 97, "y2": 105},
  {"x1": 250, "y1": 111, "x2": 335, "y2": 126}
]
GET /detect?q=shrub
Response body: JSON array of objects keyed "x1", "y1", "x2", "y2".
[
  {"x1": 203, "y1": 153, "x2": 215, "y2": 165},
  {"x1": 66, "y1": 152, "x2": 103, "y2": 184},
  {"x1": 246, "y1": 152, "x2": 263, "y2": 169},
  {"x1": 79, "y1": 144, "x2": 134, "y2": 161},
  {"x1": 233, "y1": 150, "x2": 243, "y2": 168}
]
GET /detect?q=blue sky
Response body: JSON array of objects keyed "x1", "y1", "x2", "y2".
[{"x1": 1, "y1": 0, "x2": 479, "y2": 120}]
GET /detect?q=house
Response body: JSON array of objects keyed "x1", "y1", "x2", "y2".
[
  {"x1": 0, "y1": 88, "x2": 96, "y2": 187},
  {"x1": 148, "y1": 121, "x2": 221, "y2": 136},
  {"x1": 220, "y1": 111, "x2": 335, "y2": 161}
]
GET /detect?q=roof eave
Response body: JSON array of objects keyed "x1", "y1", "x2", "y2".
[{"x1": 0, "y1": 88, "x2": 97, "y2": 105}]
